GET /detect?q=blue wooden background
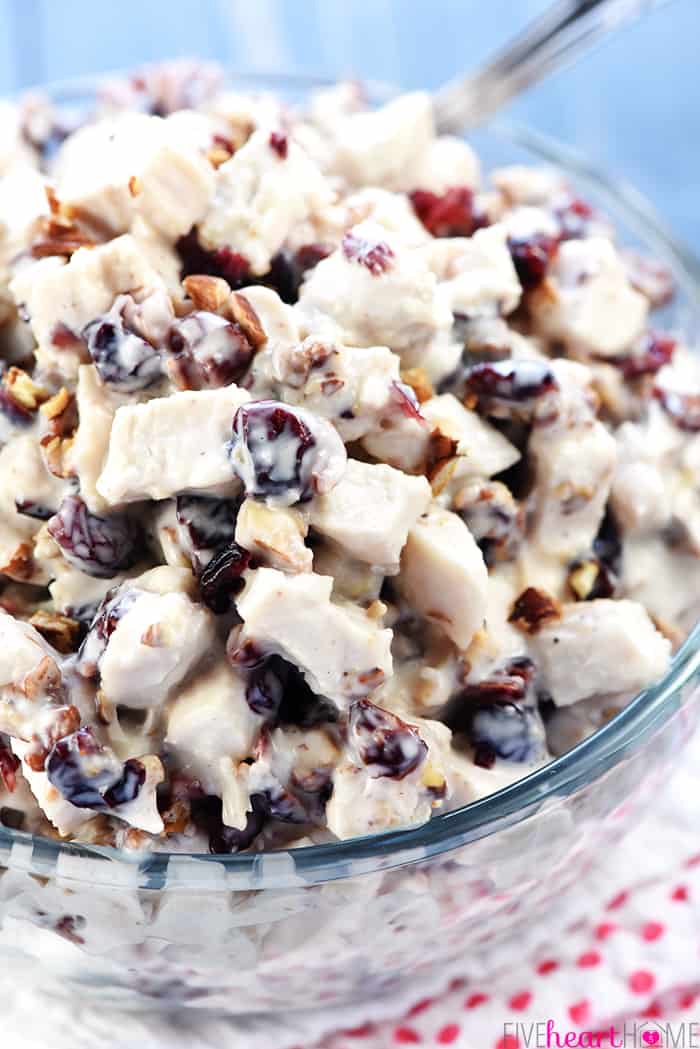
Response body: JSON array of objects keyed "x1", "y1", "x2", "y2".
[{"x1": 0, "y1": 0, "x2": 696, "y2": 247}]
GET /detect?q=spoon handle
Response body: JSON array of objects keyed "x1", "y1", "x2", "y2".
[{"x1": 433, "y1": 0, "x2": 672, "y2": 135}]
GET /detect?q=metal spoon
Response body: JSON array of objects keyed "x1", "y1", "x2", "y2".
[{"x1": 433, "y1": 0, "x2": 672, "y2": 135}]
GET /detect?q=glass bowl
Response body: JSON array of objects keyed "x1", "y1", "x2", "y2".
[{"x1": 1, "y1": 73, "x2": 700, "y2": 1016}]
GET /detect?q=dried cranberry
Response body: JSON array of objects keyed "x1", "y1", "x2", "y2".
[
  {"x1": 190, "y1": 793, "x2": 267, "y2": 854},
  {"x1": 465, "y1": 360, "x2": 558, "y2": 409},
  {"x1": 457, "y1": 484, "x2": 522, "y2": 566},
  {"x1": 621, "y1": 249, "x2": 675, "y2": 309},
  {"x1": 48, "y1": 496, "x2": 142, "y2": 578},
  {"x1": 593, "y1": 508, "x2": 623, "y2": 576},
  {"x1": 92, "y1": 587, "x2": 140, "y2": 644},
  {"x1": 0, "y1": 741, "x2": 20, "y2": 793},
  {"x1": 342, "y1": 231, "x2": 395, "y2": 275},
  {"x1": 268, "y1": 131, "x2": 288, "y2": 159},
  {"x1": 244, "y1": 653, "x2": 337, "y2": 727},
  {"x1": 654, "y1": 387, "x2": 700, "y2": 432},
  {"x1": 245, "y1": 659, "x2": 285, "y2": 718},
  {"x1": 349, "y1": 699, "x2": 427, "y2": 780},
  {"x1": 390, "y1": 380, "x2": 425, "y2": 422},
  {"x1": 611, "y1": 332, "x2": 676, "y2": 381},
  {"x1": 50, "y1": 322, "x2": 84, "y2": 351},
  {"x1": 14, "y1": 499, "x2": 54, "y2": 521},
  {"x1": 166, "y1": 312, "x2": 253, "y2": 390},
  {"x1": 554, "y1": 195, "x2": 596, "y2": 240},
  {"x1": 264, "y1": 245, "x2": 331, "y2": 304},
  {"x1": 197, "y1": 543, "x2": 251, "y2": 613},
  {"x1": 177, "y1": 230, "x2": 252, "y2": 289},
  {"x1": 263, "y1": 785, "x2": 307, "y2": 823},
  {"x1": 102, "y1": 758, "x2": 145, "y2": 807},
  {"x1": 410, "y1": 187, "x2": 485, "y2": 238},
  {"x1": 229, "y1": 400, "x2": 318, "y2": 503},
  {"x1": 508, "y1": 234, "x2": 558, "y2": 289},
  {"x1": 445, "y1": 658, "x2": 545, "y2": 765},
  {"x1": 45, "y1": 727, "x2": 121, "y2": 809},
  {"x1": 0, "y1": 807, "x2": 24, "y2": 829},
  {"x1": 175, "y1": 494, "x2": 238, "y2": 553},
  {"x1": 470, "y1": 703, "x2": 541, "y2": 765},
  {"x1": 24, "y1": 705, "x2": 82, "y2": 771},
  {"x1": 46, "y1": 728, "x2": 147, "y2": 811},
  {"x1": 295, "y1": 243, "x2": 331, "y2": 273},
  {"x1": 83, "y1": 315, "x2": 162, "y2": 392},
  {"x1": 54, "y1": 915, "x2": 86, "y2": 945}
]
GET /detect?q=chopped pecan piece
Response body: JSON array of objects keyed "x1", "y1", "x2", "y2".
[
  {"x1": 40, "y1": 387, "x2": 78, "y2": 437},
  {"x1": 23, "y1": 655, "x2": 65, "y2": 702},
  {"x1": 509, "y1": 587, "x2": 561, "y2": 634},
  {"x1": 400, "y1": 367, "x2": 434, "y2": 405},
  {"x1": 40, "y1": 433, "x2": 75, "y2": 478},
  {"x1": 425, "y1": 429, "x2": 459, "y2": 494},
  {"x1": 183, "y1": 274, "x2": 231, "y2": 313},
  {"x1": 206, "y1": 145, "x2": 233, "y2": 169},
  {"x1": 567, "y1": 558, "x2": 616, "y2": 601},
  {"x1": 24, "y1": 704, "x2": 82, "y2": 771},
  {"x1": 29, "y1": 610, "x2": 83, "y2": 653},
  {"x1": 4, "y1": 368, "x2": 49, "y2": 412},
  {"x1": 229, "y1": 292, "x2": 267, "y2": 348},
  {"x1": 30, "y1": 197, "x2": 98, "y2": 259},
  {"x1": 0, "y1": 542, "x2": 34, "y2": 580}
]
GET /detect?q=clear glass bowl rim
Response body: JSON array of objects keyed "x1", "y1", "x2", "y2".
[{"x1": 4, "y1": 69, "x2": 700, "y2": 886}]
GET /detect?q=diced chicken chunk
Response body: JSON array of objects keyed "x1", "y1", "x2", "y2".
[
  {"x1": 69, "y1": 365, "x2": 125, "y2": 513},
  {"x1": 399, "y1": 508, "x2": 489, "y2": 650},
  {"x1": 528, "y1": 416, "x2": 617, "y2": 559},
  {"x1": 165, "y1": 657, "x2": 262, "y2": 792},
  {"x1": 326, "y1": 759, "x2": 434, "y2": 839},
  {"x1": 54, "y1": 112, "x2": 214, "y2": 239},
  {"x1": 97, "y1": 383, "x2": 249, "y2": 504},
  {"x1": 309, "y1": 459, "x2": 431, "y2": 570},
  {"x1": 235, "y1": 499, "x2": 312, "y2": 574},
  {"x1": 235, "y1": 567, "x2": 393, "y2": 707},
  {"x1": 610, "y1": 462, "x2": 669, "y2": 536},
  {"x1": 199, "y1": 129, "x2": 334, "y2": 275},
  {"x1": 0, "y1": 166, "x2": 49, "y2": 324},
  {"x1": 531, "y1": 599, "x2": 671, "y2": 706},
  {"x1": 99, "y1": 576, "x2": 216, "y2": 709},
  {"x1": 297, "y1": 220, "x2": 451, "y2": 355},
  {"x1": 10, "y1": 235, "x2": 168, "y2": 379},
  {"x1": 0, "y1": 432, "x2": 70, "y2": 584},
  {"x1": 12, "y1": 738, "x2": 164, "y2": 837},
  {"x1": 237, "y1": 285, "x2": 299, "y2": 351},
  {"x1": 529, "y1": 237, "x2": 648, "y2": 358},
  {"x1": 491, "y1": 165, "x2": 567, "y2": 207},
  {"x1": 343, "y1": 188, "x2": 431, "y2": 247},
  {"x1": 332, "y1": 92, "x2": 434, "y2": 189},
  {"x1": 0, "y1": 610, "x2": 56, "y2": 696},
  {"x1": 421, "y1": 393, "x2": 520, "y2": 479},
  {"x1": 263, "y1": 338, "x2": 402, "y2": 442},
  {"x1": 404, "y1": 135, "x2": 480, "y2": 194},
  {"x1": 426, "y1": 224, "x2": 522, "y2": 317}
]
